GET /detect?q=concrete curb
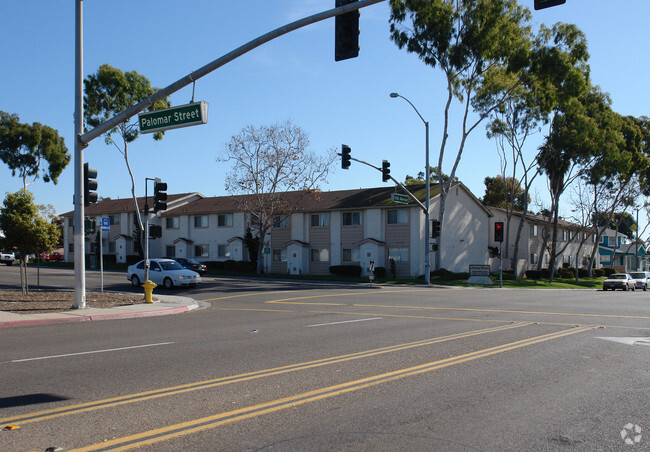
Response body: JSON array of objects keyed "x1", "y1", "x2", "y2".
[{"x1": 0, "y1": 295, "x2": 200, "y2": 328}]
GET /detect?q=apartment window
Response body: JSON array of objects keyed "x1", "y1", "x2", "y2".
[
  {"x1": 166, "y1": 217, "x2": 180, "y2": 229},
  {"x1": 311, "y1": 248, "x2": 329, "y2": 262},
  {"x1": 530, "y1": 253, "x2": 538, "y2": 264},
  {"x1": 273, "y1": 216, "x2": 289, "y2": 229},
  {"x1": 68, "y1": 243, "x2": 74, "y2": 253},
  {"x1": 530, "y1": 224, "x2": 537, "y2": 237},
  {"x1": 342, "y1": 248, "x2": 360, "y2": 262},
  {"x1": 109, "y1": 242, "x2": 116, "y2": 253},
  {"x1": 166, "y1": 245, "x2": 175, "y2": 257},
  {"x1": 311, "y1": 213, "x2": 329, "y2": 227},
  {"x1": 217, "y1": 244, "x2": 230, "y2": 258},
  {"x1": 342, "y1": 212, "x2": 361, "y2": 226},
  {"x1": 108, "y1": 215, "x2": 120, "y2": 226},
  {"x1": 272, "y1": 249, "x2": 287, "y2": 262},
  {"x1": 194, "y1": 245, "x2": 209, "y2": 257},
  {"x1": 545, "y1": 254, "x2": 550, "y2": 264},
  {"x1": 561, "y1": 230, "x2": 568, "y2": 241},
  {"x1": 218, "y1": 214, "x2": 233, "y2": 227},
  {"x1": 388, "y1": 248, "x2": 408, "y2": 262},
  {"x1": 194, "y1": 215, "x2": 208, "y2": 228},
  {"x1": 387, "y1": 210, "x2": 408, "y2": 224}
]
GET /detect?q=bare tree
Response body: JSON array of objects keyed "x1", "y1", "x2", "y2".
[{"x1": 218, "y1": 121, "x2": 337, "y2": 273}]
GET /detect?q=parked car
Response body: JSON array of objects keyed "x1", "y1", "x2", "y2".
[
  {"x1": 602, "y1": 273, "x2": 636, "y2": 291},
  {"x1": 174, "y1": 257, "x2": 207, "y2": 274},
  {"x1": 127, "y1": 258, "x2": 201, "y2": 289},
  {"x1": 627, "y1": 271, "x2": 650, "y2": 291},
  {"x1": 40, "y1": 252, "x2": 64, "y2": 262},
  {"x1": 1, "y1": 251, "x2": 15, "y2": 265}
]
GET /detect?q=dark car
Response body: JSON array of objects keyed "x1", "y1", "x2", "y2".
[
  {"x1": 174, "y1": 257, "x2": 207, "y2": 274},
  {"x1": 602, "y1": 273, "x2": 636, "y2": 291}
]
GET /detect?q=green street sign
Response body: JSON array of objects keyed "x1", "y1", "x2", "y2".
[
  {"x1": 138, "y1": 101, "x2": 209, "y2": 134},
  {"x1": 391, "y1": 193, "x2": 409, "y2": 204}
]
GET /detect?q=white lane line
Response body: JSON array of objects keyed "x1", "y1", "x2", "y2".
[
  {"x1": 10, "y1": 342, "x2": 175, "y2": 363},
  {"x1": 307, "y1": 318, "x2": 382, "y2": 328}
]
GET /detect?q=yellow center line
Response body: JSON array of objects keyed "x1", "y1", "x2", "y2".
[
  {"x1": 70, "y1": 326, "x2": 593, "y2": 451},
  {"x1": 352, "y1": 304, "x2": 650, "y2": 320},
  {"x1": 0, "y1": 322, "x2": 528, "y2": 426}
]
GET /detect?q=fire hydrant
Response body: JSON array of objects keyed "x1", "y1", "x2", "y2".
[{"x1": 142, "y1": 279, "x2": 157, "y2": 303}]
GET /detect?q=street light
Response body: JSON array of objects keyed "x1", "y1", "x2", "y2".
[{"x1": 390, "y1": 92, "x2": 431, "y2": 284}]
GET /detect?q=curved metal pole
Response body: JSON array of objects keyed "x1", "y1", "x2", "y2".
[{"x1": 390, "y1": 93, "x2": 431, "y2": 284}]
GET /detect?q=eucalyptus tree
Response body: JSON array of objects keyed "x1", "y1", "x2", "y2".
[
  {"x1": 485, "y1": 22, "x2": 590, "y2": 276},
  {"x1": 0, "y1": 111, "x2": 70, "y2": 190},
  {"x1": 389, "y1": 0, "x2": 531, "y2": 270},
  {"x1": 84, "y1": 64, "x2": 169, "y2": 252}
]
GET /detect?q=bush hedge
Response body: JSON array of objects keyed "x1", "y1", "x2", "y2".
[{"x1": 329, "y1": 265, "x2": 362, "y2": 277}]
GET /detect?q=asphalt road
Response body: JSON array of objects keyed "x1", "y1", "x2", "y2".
[{"x1": 0, "y1": 266, "x2": 648, "y2": 451}]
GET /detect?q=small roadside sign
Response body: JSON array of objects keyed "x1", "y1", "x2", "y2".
[
  {"x1": 391, "y1": 193, "x2": 409, "y2": 204},
  {"x1": 101, "y1": 217, "x2": 110, "y2": 232}
]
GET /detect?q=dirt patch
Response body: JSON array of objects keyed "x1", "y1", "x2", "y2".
[{"x1": 0, "y1": 290, "x2": 147, "y2": 314}]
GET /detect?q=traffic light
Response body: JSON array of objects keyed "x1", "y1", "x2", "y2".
[
  {"x1": 381, "y1": 160, "x2": 391, "y2": 182},
  {"x1": 341, "y1": 144, "x2": 351, "y2": 169},
  {"x1": 494, "y1": 222, "x2": 504, "y2": 242},
  {"x1": 335, "y1": 0, "x2": 360, "y2": 62},
  {"x1": 84, "y1": 217, "x2": 96, "y2": 234},
  {"x1": 431, "y1": 220, "x2": 440, "y2": 238},
  {"x1": 153, "y1": 180, "x2": 168, "y2": 213},
  {"x1": 534, "y1": 0, "x2": 566, "y2": 10},
  {"x1": 84, "y1": 163, "x2": 98, "y2": 206},
  {"x1": 149, "y1": 224, "x2": 162, "y2": 239}
]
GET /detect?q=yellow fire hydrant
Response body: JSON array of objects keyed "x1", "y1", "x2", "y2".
[{"x1": 142, "y1": 279, "x2": 157, "y2": 303}]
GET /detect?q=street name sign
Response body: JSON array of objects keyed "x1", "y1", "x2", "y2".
[
  {"x1": 391, "y1": 193, "x2": 409, "y2": 204},
  {"x1": 138, "y1": 101, "x2": 209, "y2": 134}
]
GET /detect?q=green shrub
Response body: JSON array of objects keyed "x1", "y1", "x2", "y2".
[
  {"x1": 525, "y1": 270, "x2": 542, "y2": 280},
  {"x1": 329, "y1": 265, "x2": 362, "y2": 277},
  {"x1": 224, "y1": 259, "x2": 237, "y2": 272},
  {"x1": 126, "y1": 255, "x2": 141, "y2": 265},
  {"x1": 235, "y1": 260, "x2": 254, "y2": 273},
  {"x1": 602, "y1": 267, "x2": 617, "y2": 276},
  {"x1": 373, "y1": 267, "x2": 386, "y2": 278},
  {"x1": 557, "y1": 268, "x2": 574, "y2": 279}
]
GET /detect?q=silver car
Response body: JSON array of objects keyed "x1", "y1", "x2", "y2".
[
  {"x1": 127, "y1": 258, "x2": 201, "y2": 289},
  {"x1": 628, "y1": 271, "x2": 650, "y2": 291}
]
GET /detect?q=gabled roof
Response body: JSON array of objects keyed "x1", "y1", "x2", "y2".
[
  {"x1": 488, "y1": 206, "x2": 587, "y2": 230},
  {"x1": 61, "y1": 193, "x2": 202, "y2": 217}
]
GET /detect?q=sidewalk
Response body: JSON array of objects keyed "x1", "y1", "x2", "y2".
[{"x1": 0, "y1": 295, "x2": 200, "y2": 328}]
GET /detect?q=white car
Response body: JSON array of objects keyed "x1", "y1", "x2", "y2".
[
  {"x1": 628, "y1": 271, "x2": 650, "y2": 291},
  {"x1": 127, "y1": 258, "x2": 201, "y2": 289}
]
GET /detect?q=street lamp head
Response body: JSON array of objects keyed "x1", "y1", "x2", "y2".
[{"x1": 389, "y1": 92, "x2": 399, "y2": 98}]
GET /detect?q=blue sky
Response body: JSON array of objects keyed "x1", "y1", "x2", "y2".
[{"x1": 2, "y1": 0, "x2": 649, "y2": 235}]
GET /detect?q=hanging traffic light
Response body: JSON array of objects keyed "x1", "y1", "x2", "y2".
[
  {"x1": 149, "y1": 224, "x2": 162, "y2": 239},
  {"x1": 153, "y1": 180, "x2": 168, "y2": 213},
  {"x1": 335, "y1": 0, "x2": 360, "y2": 62},
  {"x1": 381, "y1": 160, "x2": 391, "y2": 182},
  {"x1": 494, "y1": 222, "x2": 504, "y2": 242},
  {"x1": 341, "y1": 144, "x2": 351, "y2": 169},
  {"x1": 431, "y1": 220, "x2": 440, "y2": 239},
  {"x1": 84, "y1": 163, "x2": 98, "y2": 206},
  {"x1": 534, "y1": 0, "x2": 565, "y2": 10}
]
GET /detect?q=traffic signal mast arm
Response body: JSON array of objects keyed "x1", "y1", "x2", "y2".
[
  {"x1": 341, "y1": 153, "x2": 427, "y2": 213},
  {"x1": 79, "y1": 0, "x2": 386, "y2": 146}
]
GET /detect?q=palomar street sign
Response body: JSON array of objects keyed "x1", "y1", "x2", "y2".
[
  {"x1": 138, "y1": 101, "x2": 209, "y2": 134},
  {"x1": 391, "y1": 193, "x2": 409, "y2": 204}
]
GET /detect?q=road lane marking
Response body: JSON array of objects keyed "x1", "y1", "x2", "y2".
[
  {"x1": 70, "y1": 326, "x2": 593, "y2": 451},
  {"x1": 8, "y1": 342, "x2": 175, "y2": 363},
  {"x1": 0, "y1": 322, "x2": 529, "y2": 426},
  {"x1": 307, "y1": 317, "x2": 382, "y2": 327},
  {"x1": 352, "y1": 304, "x2": 650, "y2": 321}
]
